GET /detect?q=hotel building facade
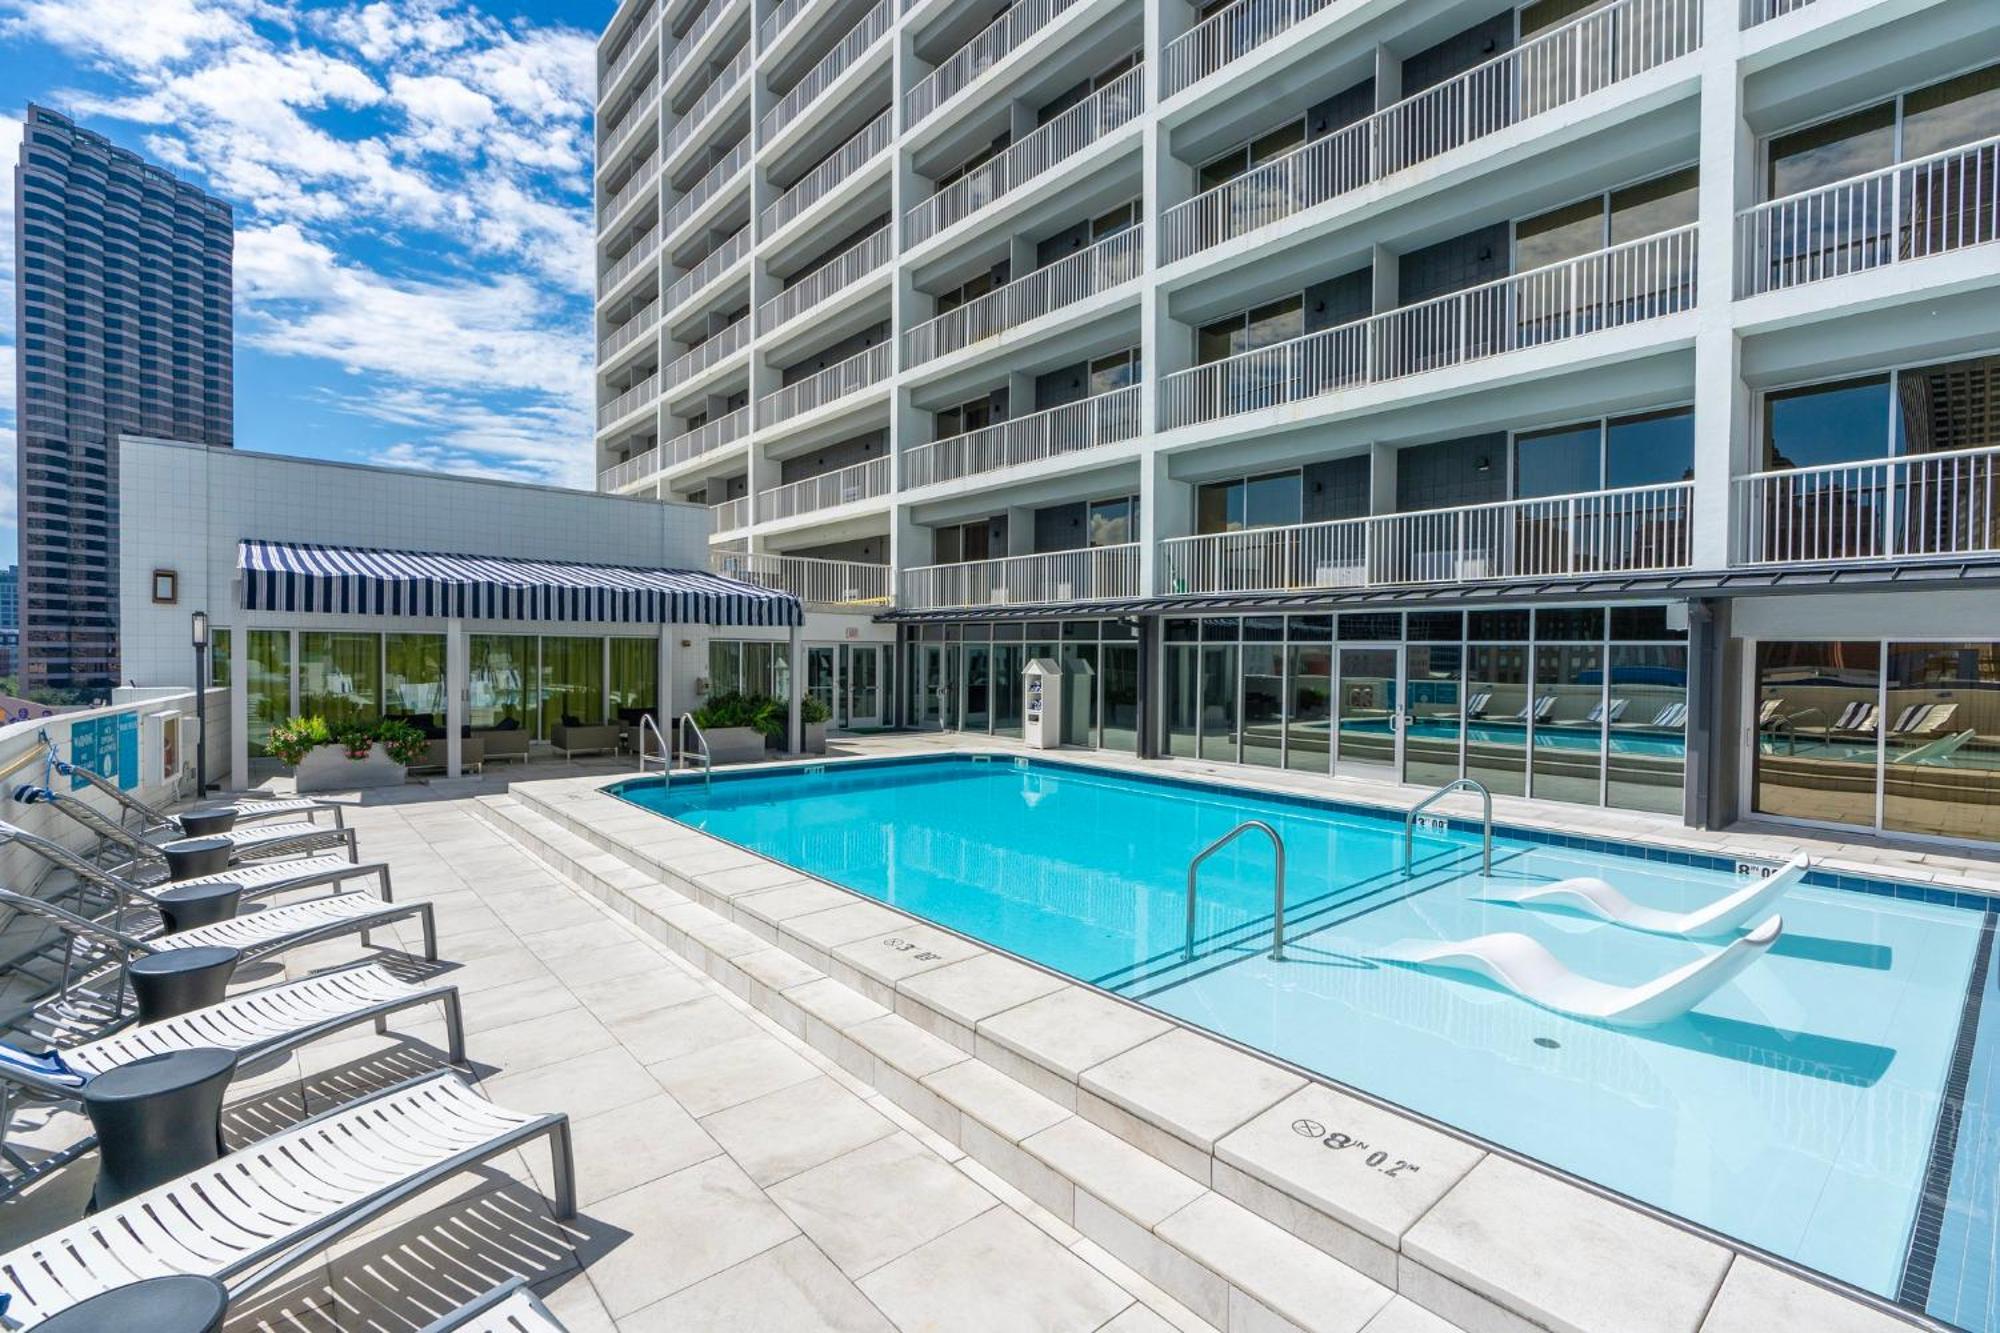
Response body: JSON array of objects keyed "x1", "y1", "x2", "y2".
[{"x1": 592, "y1": 0, "x2": 2000, "y2": 846}]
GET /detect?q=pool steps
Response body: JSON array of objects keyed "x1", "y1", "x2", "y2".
[{"x1": 471, "y1": 776, "x2": 1929, "y2": 1333}]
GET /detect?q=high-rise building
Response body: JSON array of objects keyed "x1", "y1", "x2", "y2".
[
  {"x1": 0, "y1": 564, "x2": 17, "y2": 631},
  {"x1": 593, "y1": 0, "x2": 2000, "y2": 849},
  {"x1": 13, "y1": 104, "x2": 233, "y2": 694}
]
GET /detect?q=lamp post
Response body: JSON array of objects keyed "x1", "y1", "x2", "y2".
[{"x1": 191, "y1": 612, "x2": 209, "y2": 797}]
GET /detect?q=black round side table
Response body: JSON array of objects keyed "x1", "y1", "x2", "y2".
[
  {"x1": 81, "y1": 1047, "x2": 238, "y2": 1210},
  {"x1": 128, "y1": 947, "x2": 240, "y2": 1024},
  {"x1": 177, "y1": 807, "x2": 240, "y2": 838},
  {"x1": 154, "y1": 880, "x2": 243, "y2": 933},
  {"x1": 35, "y1": 1274, "x2": 230, "y2": 1333},
  {"x1": 161, "y1": 836, "x2": 233, "y2": 882}
]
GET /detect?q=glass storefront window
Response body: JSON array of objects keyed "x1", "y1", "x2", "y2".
[
  {"x1": 1241, "y1": 645, "x2": 1285, "y2": 768},
  {"x1": 1882, "y1": 643, "x2": 1999, "y2": 841},
  {"x1": 1061, "y1": 642, "x2": 1098, "y2": 746},
  {"x1": 1166, "y1": 644, "x2": 1199, "y2": 758},
  {"x1": 209, "y1": 628, "x2": 232, "y2": 687},
  {"x1": 469, "y1": 635, "x2": 534, "y2": 733},
  {"x1": 1606, "y1": 645, "x2": 1688, "y2": 814},
  {"x1": 246, "y1": 630, "x2": 290, "y2": 758},
  {"x1": 1532, "y1": 642, "x2": 1605, "y2": 805},
  {"x1": 298, "y1": 632, "x2": 381, "y2": 729},
  {"x1": 1285, "y1": 642, "x2": 1332, "y2": 774},
  {"x1": 610, "y1": 638, "x2": 659, "y2": 725},
  {"x1": 1100, "y1": 645, "x2": 1139, "y2": 754},
  {"x1": 1466, "y1": 643, "x2": 1529, "y2": 797},
  {"x1": 1200, "y1": 644, "x2": 1239, "y2": 763},
  {"x1": 1404, "y1": 644, "x2": 1462, "y2": 788},
  {"x1": 539, "y1": 636, "x2": 604, "y2": 735},
  {"x1": 1754, "y1": 641, "x2": 1881, "y2": 828},
  {"x1": 993, "y1": 642, "x2": 1025, "y2": 738},
  {"x1": 384, "y1": 634, "x2": 446, "y2": 733}
]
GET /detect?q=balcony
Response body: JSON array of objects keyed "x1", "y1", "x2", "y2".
[
  {"x1": 598, "y1": 78, "x2": 660, "y2": 172},
  {"x1": 755, "y1": 343, "x2": 893, "y2": 428},
  {"x1": 663, "y1": 227, "x2": 749, "y2": 315},
  {"x1": 1158, "y1": 0, "x2": 1701, "y2": 265},
  {"x1": 760, "y1": 0, "x2": 812, "y2": 49},
  {"x1": 903, "y1": 226, "x2": 1143, "y2": 366},
  {"x1": 600, "y1": 10, "x2": 660, "y2": 99},
  {"x1": 902, "y1": 384, "x2": 1141, "y2": 488},
  {"x1": 1163, "y1": 0, "x2": 1334, "y2": 100},
  {"x1": 597, "y1": 372, "x2": 661, "y2": 431},
  {"x1": 903, "y1": 66, "x2": 1144, "y2": 248},
  {"x1": 710, "y1": 550, "x2": 891, "y2": 607},
  {"x1": 662, "y1": 47, "x2": 750, "y2": 168},
  {"x1": 1741, "y1": 0, "x2": 1815, "y2": 22},
  {"x1": 757, "y1": 227, "x2": 892, "y2": 333},
  {"x1": 662, "y1": 139, "x2": 750, "y2": 239},
  {"x1": 663, "y1": 317, "x2": 748, "y2": 390},
  {"x1": 712, "y1": 495, "x2": 751, "y2": 531},
  {"x1": 1734, "y1": 446, "x2": 2000, "y2": 566},
  {"x1": 904, "y1": 0, "x2": 1084, "y2": 128},
  {"x1": 756, "y1": 455, "x2": 892, "y2": 522},
  {"x1": 598, "y1": 298, "x2": 660, "y2": 364},
  {"x1": 599, "y1": 223, "x2": 662, "y2": 300},
  {"x1": 664, "y1": 0, "x2": 734, "y2": 84},
  {"x1": 1159, "y1": 225, "x2": 1697, "y2": 429},
  {"x1": 759, "y1": 0, "x2": 892, "y2": 144},
  {"x1": 1158, "y1": 484, "x2": 1693, "y2": 594},
  {"x1": 761, "y1": 112, "x2": 892, "y2": 235},
  {"x1": 1736, "y1": 133, "x2": 1999, "y2": 297},
  {"x1": 902, "y1": 543, "x2": 1141, "y2": 610},
  {"x1": 601, "y1": 404, "x2": 753, "y2": 490},
  {"x1": 599, "y1": 149, "x2": 661, "y2": 227}
]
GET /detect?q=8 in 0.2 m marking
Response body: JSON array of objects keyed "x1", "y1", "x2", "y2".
[{"x1": 1292, "y1": 1119, "x2": 1421, "y2": 1178}]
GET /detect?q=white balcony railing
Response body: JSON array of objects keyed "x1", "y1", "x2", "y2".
[
  {"x1": 598, "y1": 372, "x2": 661, "y2": 429},
  {"x1": 602, "y1": 447, "x2": 662, "y2": 491},
  {"x1": 1160, "y1": 225, "x2": 1697, "y2": 428},
  {"x1": 663, "y1": 138, "x2": 750, "y2": 237},
  {"x1": 1158, "y1": 484, "x2": 1694, "y2": 595},
  {"x1": 903, "y1": 66, "x2": 1144, "y2": 247},
  {"x1": 662, "y1": 227, "x2": 749, "y2": 314},
  {"x1": 599, "y1": 223, "x2": 662, "y2": 299},
  {"x1": 711, "y1": 551, "x2": 892, "y2": 607},
  {"x1": 1159, "y1": 0, "x2": 1701, "y2": 263},
  {"x1": 1163, "y1": 0, "x2": 1335, "y2": 99},
  {"x1": 664, "y1": 316, "x2": 748, "y2": 388},
  {"x1": 902, "y1": 385, "x2": 1141, "y2": 488},
  {"x1": 761, "y1": 111, "x2": 892, "y2": 234},
  {"x1": 1736, "y1": 133, "x2": 1999, "y2": 297},
  {"x1": 756, "y1": 455, "x2": 892, "y2": 522},
  {"x1": 904, "y1": 0, "x2": 1083, "y2": 126},
  {"x1": 598, "y1": 78, "x2": 660, "y2": 169},
  {"x1": 903, "y1": 226, "x2": 1143, "y2": 365},
  {"x1": 664, "y1": 0, "x2": 730, "y2": 81},
  {"x1": 711, "y1": 496, "x2": 751, "y2": 531},
  {"x1": 1741, "y1": 0, "x2": 1816, "y2": 22},
  {"x1": 599, "y1": 149, "x2": 662, "y2": 226},
  {"x1": 760, "y1": 0, "x2": 811, "y2": 49},
  {"x1": 902, "y1": 543, "x2": 1141, "y2": 610},
  {"x1": 601, "y1": 10, "x2": 660, "y2": 97},
  {"x1": 755, "y1": 342, "x2": 892, "y2": 427},
  {"x1": 1735, "y1": 445, "x2": 2000, "y2": 566},
  {"x1": 599, "y1": 299, "x2": 661, "y2": 363},
  {"x1": 599, "y1": 403, "x2": 754, "y2": 490},
  {"x1": 759, "y1": 0, "x2": 892, "y2": 142},
  {"x1": 758, "y1": 228, "x2": 892, "y2": 332},
  {"x1": 662, "y1": 46, "x2": 750, "y2": 165}
]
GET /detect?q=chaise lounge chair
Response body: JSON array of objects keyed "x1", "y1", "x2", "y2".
[
  {"x1": 420, "y1": 1277, "x2": 569, "y2": 1332},
  {"x1": 1756, "y1": 697, "x2": 1786, "y2": 728},
  {"x1": 1484, "y1": 853, "x2": 1809, "y2": 938},
  {"x1": 45, "y1": 741, "x2": 344, "y2": 830},
  {"x1": 1640, "y1": 701, "x2": 1688, "y2": 729},
  {"x1": 15, "y1": 785, "x2": 357, "y2": 869},
  {"x1": 1463, "y1": 691, "x2": 1493, "y2": 719},
  {"x1": 1892, "y1": 729, "x2": 1978, "y2": 766},
  {"x1": 1511, "y1": 696, "x2": 1558, "y2": 723},
  {"x1": 0, "y1": 818, "x2": 390, "y2": 907},
  {"x1": 1378, "y1": 916, "x2": 1783, "y2": 1027},
  {"x1": 1826, "y1": 700, "x2": 1879, "y2": 737},
  {"x1": 0, "y1": 1071, "x2": 574, "y2": 1327},
  {"x1": 1579, "y1": 699, "x2": 1629, "y2": 726}
]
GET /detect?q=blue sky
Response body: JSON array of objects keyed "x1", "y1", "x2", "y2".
[{"x1": 0, "y1": 0, "x2": 616, "y2": 563}]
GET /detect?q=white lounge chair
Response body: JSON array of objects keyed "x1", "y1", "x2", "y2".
[
  {"x1": 14, "y1": 784, "x2": 357, "y2": 868},
  {"x1": 1484, "y1": 853, "x2": 1809, "y2": 938},
  {"x1": 0, "y1": 1071, "x2": 574, "y2": 1327},
  {"x1": 1378, "y1": 916, "x2": 1783, "y2": 1027},
  {"x1": 1827, "y1": 701, "x2": 1879, "y2": 736},
  {"x1": 0, "y1": 818, "x2": 390, "y2": 908},
  {"x1": 1464, "y1": 691, "x2": 1493, "y2": 719},
  {"x1": 1581, "y1": 699, "x2": 1629, "y2": 725},
  {"x1": 1511, "y1": 696, "x2": 1557, "y2": 723},
  {"x1": 46, "y1": 742, "x2": 344, "y2": 831},
  {"x1": 1893, "y1": 729, "x2": 1977, "y2": 766},
  {"x1": 421, "y1": 1277, "x2": 569, "y2": 1332},
  {"x1": 1643, "y1": 701, "x2": 1688, "y2": 729},
  {"x1": 1756, "y1": 697, "x2": 1786, "y2": 728}
]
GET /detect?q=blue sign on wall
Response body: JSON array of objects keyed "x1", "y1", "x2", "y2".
[{"x1": 116, "y1": 713, "x2": 140, "y2": 791}]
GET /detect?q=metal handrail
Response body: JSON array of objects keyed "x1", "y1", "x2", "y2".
[
  {"x1": 677, "y1": 713, "x2": 713, "y2": 787},
  {"x1": 1403, "y1": 778, "x2": 1491, "y2": 877},
  {"x1": 1184, "y1": 820, "x2": 1286, "y2": 963},
  {"x1": 638, "y1": 713, "x2": 670, "y2": 772}
]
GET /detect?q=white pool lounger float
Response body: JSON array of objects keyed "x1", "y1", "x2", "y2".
[
  {"x1": 1482, "y1": 853, "x2": 1810, "y2": 939},
  {"x1": 1378, "y1": 916, "x2": 1784, "y2": 1027}
]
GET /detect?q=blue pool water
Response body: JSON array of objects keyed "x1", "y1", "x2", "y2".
[{"x1": 614, "y1": 755, "x2": 1999, "y2": 1328}]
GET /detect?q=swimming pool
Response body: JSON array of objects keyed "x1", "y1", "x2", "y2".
[{"x1": 613, "y1": 754, "x2": 1999, "y2": 1331}]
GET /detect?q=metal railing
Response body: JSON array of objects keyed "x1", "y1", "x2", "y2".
[
  {"x1": 663, "y1": 138, "x2": 750, "y2": 237},
  {"x1": 758, "y1": 227, "x2": 891, "y2": 332},
  {"x1": 1405, "y1": 779, "x2": 1492, "y2": 876},
  {"x1": 903, "y1": 66, "x2": 1144, "y2": 247},
  {"x1": 760, "y1": 0, "x2": 811, "y2": 49},
  {"x1": 710, "y1": 551, "x2": 892, "y2": 607},
  {"x1": 1736, "y1": 132, "x2": 2000, "y2": 296},
  {"x1": 761, "y1": 111, "x2": 892, "y2": 234},
  {"x1": 1734, "y1": 445, "x2": 2000, "y2": 566},
  {"x1": 1159, "y1": 0, "x2": 1700, "y2": 263},
  {"x1": 759, "y1": 0, "x2": 891, "y2": 142},
  {"x1": 903, "y1": 227, "x2": 1142, "y2": 365},
  {"x1": 599, "y1": 78, "x2": 660, "y2": 168},
  {"x1": 1184, "y1": 821, "x2": 1287, "y2": 963},
  {"x1": 664, "y1": 0, "x2": 731, "y2": 80},
  {"x1": 599, "y1": 298, "x2": 660, "y2": 363},
  {"x1": 638, "y1": 712, "x2": 671, "y2": 774},
  {"x1": 904, "y1": 0, "x2": 1083, "y2": 126},
  {"x1": 711, "y1": 496, "x2": 751, "y2": 530},
  {"x1": 663, "y1": 316, "x2": 748, "y2": 388},
  {"x1": 599, "y1": 223, "x2": 662, "y2": 299},
  {"x1": 662, "y1": 46, "x2": 750, "y2": 165},
  {"x1": 673, "y1": 714, "x2": 712, "y2": 786},
  {"x1": 1741, "y1": 0, "x2": 1816, "y2": 22},
  {"x1": 902, "y1": 384, "x2": 1140, "y2": 488},
  {"x1": 1160, "y1": 226, "x2": 1696, "y2": 428},
  {"x1": 1156, "y1": 482, "x2": 1696, "y2": 594},
  {"x1": 662, "y1": 227, "x2": 749, "y2": 314},
  {"x1": 755, "y1": 342, "x2": 892, "y2": 427},
  {"x1": 1163, "y1": 0, "x2": 1334, "y2": 98},
  {"x1": 602, "y1": 402, "x2": 754, "y2": 488},
  {"x1": 601, "y1": 10, "x2": 660, "y2": 98},
  {"x1": 901, "y1": 542, "x2": 1141, "y2": 609},
  {"x1": 598, "y1": 372, "x2": 661, "y2": 429},
  {"x1": 756, "y1": 455, "x2": 891, "y2": 522},
  {"x1": 599, "y1": 148, "x2": 661, "y2": 226}
]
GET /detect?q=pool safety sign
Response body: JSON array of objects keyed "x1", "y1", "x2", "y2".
[{"x1": 66, "y1": 713, "x2": 140, "y2": 791}]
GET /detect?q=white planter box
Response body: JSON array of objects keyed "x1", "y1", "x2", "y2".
[
  {"x1": 703, "y1": 727, "x2": 768, "y2": 764},
  {"x1": 805, "y1": 721, "x2": 827, "y2": 754},
  {"x1": 294, "y1": 742, "x2": 407, "y2": 793}
]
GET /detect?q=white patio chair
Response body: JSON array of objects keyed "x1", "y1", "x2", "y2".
[
  {"x1": 420, "y1": 1276, "x2": 569, "y2": 1332},
  {"x1": 15, "y1": 785, "x2": 357, "y2": 870}
]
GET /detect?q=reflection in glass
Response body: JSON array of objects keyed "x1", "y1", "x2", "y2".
[
  {"x1": 1166, "y1": 645, "x2": 1199, "y2": 758},
  {"x1": 298, "y1": 633, "x2": 381, "y2": 728},
  {"x1": 1753, "y1": 641, "x2": 1881, "y2": 827},
  {"x1": 247, "y1": 630, "x2": 290, "y2": 758},
  {"x1": 539, "y1": 637, "x2": 603, "y2": 736},
  {"x1": 1241, "y1": 645, "x2": 1285, "y2": 768},
  {"x1": 1285, "y1": 643, "x2": 1332, "y2": 775},
  {"x1": 963, "y1": 645, "x2": 991, "y2": 730},
  {"x1": 1532, "y1": 643, "x2": 1604, "y2": 805},
  {"x1": 1200, "y1": 645, "x2": 1239, "y2": 763},
  {"x1": 1883, "y1": 643, "x2": 1999, "y2": 841},
  {"x1": 384, "y1": 634, "x2": 446, "y2": 731},
  {"x1": 469, "y1": 635, "x2": 533, "y2": 734},
  {"x1": 1336, "y1": 646, "x2": 1397, "y2": 775},
  {"x1": 992, "y1": 643, "x2": 1024, "y2": 738},
  {"x1": 1465, "y1": 643, "x2": 1528, "y2": 796},
  {"x1": 1100, "y1": 645, "x2": 1139, "y2": 754},
  {"x1": 1062, "y1": 643, "x2": 1098, "y2": 746},
  {"x1": 1607, "y1": 645, "x2": 1687, "y2": 814},
  {"x1": 1404, "y1": 645, "x2": 1462, "y2": 788}
]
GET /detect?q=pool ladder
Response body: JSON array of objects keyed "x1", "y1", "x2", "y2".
[
  {"x1": 1403, "y1": 778, "x2": 1492, "y2": 877},
  {"x1": 1184, "y1": 821, "x2": 1287, "y2": 964}
]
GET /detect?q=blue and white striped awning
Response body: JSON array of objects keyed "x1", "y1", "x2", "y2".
[{"x1": 238, "y1": 540, "x2": 802, "y2": 627}]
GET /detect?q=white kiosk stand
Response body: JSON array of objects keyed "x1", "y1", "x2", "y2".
[{"x1": 1024, "y1": 658, "x2": 1063, "y2": 750}]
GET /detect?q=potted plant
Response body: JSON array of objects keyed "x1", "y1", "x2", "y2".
[
  {"x1": 269, "y1": 716, "x2": 421, "y2": 792},
  {"x1": 802, "y1": 696, "x2": 831, "y2": 754},
  {"x1": 690, "y1": 691, "x2": 779, "y2": 763}
]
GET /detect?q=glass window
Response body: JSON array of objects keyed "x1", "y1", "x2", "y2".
[
  {"x1": 1468, "y1": 610, "x2": 1530, "y2": 641},
  {"x1": 1465, "y1": 643, "x2": 1529, "y2": 796},
  {"x1": 1515, "y1": 423, "x2": 1602, "y2": 498},
  {"x1": 993, "y1": 642, "x2": 1024, "y2": 738},
  {"x1": 246, "y1": 630, "x2": 290, "y2": 759},
  {"x1": 384, "y1": 634, "x2": 446, "y2": 733},
  {"x1": 610, "y1": 638, "x2": 659, "y2": 724},
  {"x1": 1166, "y1": 644, "x2": 1200, "y2": 757},
  {"x1": 1896, "y1": 354, "x2": 2000, "y2": 456},
  {"x1": 1535, "y1": 608, "x2": 1604, "y2": 641},
  {"x1": 1200, "y1": 644, "x2": 1239, "y2": 763},
  {"x1": 209, "y1": 627, "x2": 231, "y2": 688},
  {"x1": 1285, "y1": 641, "x2": 1332, "y2": 774},
  {"x1": 1244, "y1": 471, "x2": 1302, "y2": 528},
  {"x1": 1202, "y1": 617, "x2": 1241, "y2": 642},
  {"x1": 1606, "y1": 408, "x2": 1695, "y2": 487},
  {"x1": 1241, "y1": 645, "x2": 1286, "y2": 768},
  {"x1": 1515, "y1": 197, "x2": 1604, "y2": 271},
  {"x1": 1404, "y1": 644, "x2": 1463, "y2": 788},
  {"x1": 1901, "y1": 64, "x2": 2000, "y2": 161},
  {"x1": 1088, "y1": 497, "x2": 1134, "y2": 546},
  {"x1": 708, "y1": 640, "x2": 744, "y2": 695},
  {"x1": 1611, "y1": 605, "x2": 1686, "y2": 640},
  {"x1": 1882, "y1": 642, "x2": 1999, "y2": 840},
  {"x1": 1338, "y1": 613, "x2": 1400, "y2": 641},
  {"x1": 1606, "y1": 645, "x2": 1688, "y2": 815},
  {"x1": 1241, "y1": 616, "x2": 1286, "y2": 642},
  {"x1": 1197, "y1": 480, "x2": 1244, "y2": 534},
  {"x1": 1100, "y1": 644, "x2": 1140, "y2": 754},
  {"x1": 470, "y1": 635, "x2": 533, "y2": 733},
  {"x1": 1753, "y1": 641, "x2": 1881, "y2": 827},
  {"x1": 1764, "y1": 376, "x2": 1891, "y2": 469},
  {"x1": 1768, "y1": 104, "x2": 1895, "y2": 198},
  {"x1": 1062, "y1": 641, "x2": 1099, "y2": 746},
  {"x1": 298, "y1": 632, "x2": 381, "y2": 729},
  {"x1": 1407, "y1": 612, "x2": 1464, "y2": 642},
  {"x1": 1609, "y1": 167, "x2": 1699, "y2": 243},
  {"x1": 540, "y1": 636, "x2": 604, "y2": 734},
  {"x1": 1533, "y1": 642, "x2": 1605, "y2": 805}
]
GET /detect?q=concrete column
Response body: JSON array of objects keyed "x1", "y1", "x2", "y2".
[
  {"x1": 1005, "y1": 506, "x2": 1037, "y2": 556},
  {"x1": 787, "y1": 621, "x2": 804, "y2": 752},
  {"x1": 228, "y1": 621, "x2": 249, "y2": 791},
  {"x1": 445, "y1": 618, "x2": 466, "y2": 778},
  {"x1": 657, "y1": 624, "x2": 677, "y2": 759},
  {"x1": 1369, "y1": 244, "x2": 1400, "y2": 314},
  {"x1": 1004, "y1": 371, "x2": 1034, "y2": 418},
  {"x1": 1372, "y1": 45, "x2": 1402, "y2": 108},
  {"x1": 1690, "y1": 0, "x2": 1752, "y2": 572},
  {"x1": 1368, "y1": 442, "x2": 1399, "y2": 515},
  {"x1": 1142, "y1": 451, "x2": 1194, "y2": 594}
]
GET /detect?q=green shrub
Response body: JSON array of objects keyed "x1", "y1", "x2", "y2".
[
  {"x1": 266, "y1": 716, "x2": 331, "y2": 767},
  {"x1": 801, "y1": 695, "x2": 831, "y2": 725},
  {"x1": 373, "y1": 719, "x2": 429, "y2": 768},
  {"x1": 331, "y1": 721, "x2": 377, "y2": 760},
  {"x1": 268, "y1": 715, "x2": 430, "y2": 767},
  {"x1": 694, "y1": 690, "x2": 789, "y2": 742}
]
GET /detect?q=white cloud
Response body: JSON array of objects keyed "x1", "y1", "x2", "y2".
[{"x1": 1, "y1": 0, "x2": 254, "y2": 69}]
